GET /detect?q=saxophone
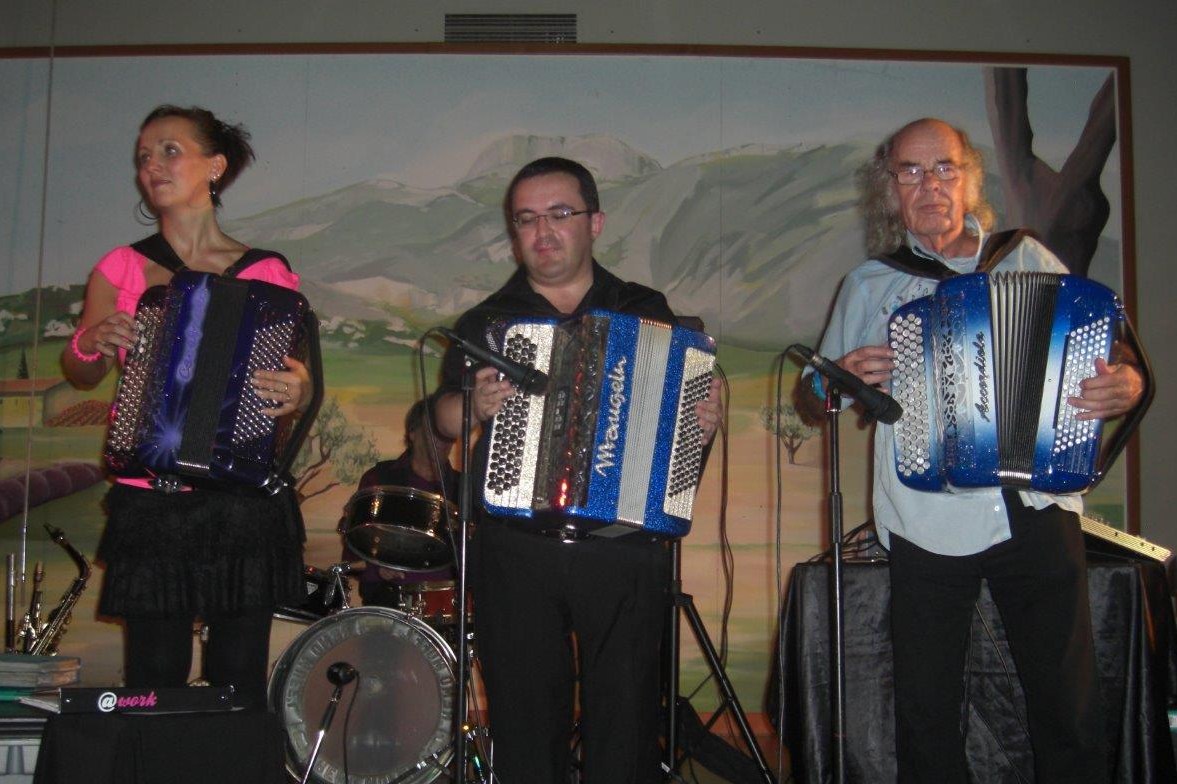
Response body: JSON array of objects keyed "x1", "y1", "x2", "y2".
[{"x1": 22, "y1": 524, "x2": 91, "y2": 656}]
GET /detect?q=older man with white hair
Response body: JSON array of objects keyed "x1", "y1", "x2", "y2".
[{"x1": 799, "y1": 117, "x2": 1145, "y2": 783}]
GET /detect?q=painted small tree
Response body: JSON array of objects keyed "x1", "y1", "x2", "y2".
[
  {"x1": 760, "y1": 403, "x2": 820, "y2": 465},
  {"x1": 291, "y1": 396, "x2": 379, "y2": 503}
]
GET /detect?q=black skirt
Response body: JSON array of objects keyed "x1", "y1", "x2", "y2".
[{"x1": 97, "y1": 482, "x2": 305, "y2": 618}]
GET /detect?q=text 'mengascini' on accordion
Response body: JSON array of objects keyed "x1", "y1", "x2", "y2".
[
  {"x1": 104, "y1": 270, "x2": 321, "y2": 491},
  {"x1": 482, "y1": 309, "x2": 716, "y2": 538},
  {"x1": 887, "y1": 272, "x2": 1123, "y2": 494}
]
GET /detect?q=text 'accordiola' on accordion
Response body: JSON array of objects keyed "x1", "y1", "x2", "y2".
[{"x1": 888, "y1": 271, "x2": 1122, "y2": 494}]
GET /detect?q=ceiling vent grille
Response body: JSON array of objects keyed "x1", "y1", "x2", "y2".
[{"x1": 444, "y1": 14, "x2": 577, "y2": 43}]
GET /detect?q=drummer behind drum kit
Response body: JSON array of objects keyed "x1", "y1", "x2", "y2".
[{"x1": 269, "y1": 484, "x2": 471, "y2": 784}]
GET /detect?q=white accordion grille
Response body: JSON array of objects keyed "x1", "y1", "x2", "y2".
[
  {"x1": 484, "y1": 324, "x2": 554, "y2": 509},
  {"x1": 663, "y1": 347, "x2": 715, "y2": 518},
  {"x1": 233, "y1": 318, "x2": 296, "y2": 453},
  {"x1": 890, "y1": 311, "x2": 933, "y2": 478},
  {"x1": 1053, "y1": 316, "x2": 1111, "y2": 460},
  {"x1": 106, "y1": 302, "x2": 166, "y2": 460}
]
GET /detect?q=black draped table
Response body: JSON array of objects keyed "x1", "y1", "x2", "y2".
[{"x1": 776, "y1": 557, "x2": 1177, "y2": 783}]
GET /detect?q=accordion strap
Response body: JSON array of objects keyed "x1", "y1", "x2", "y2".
[
  {"x1": 130, "y1": 233, "x2": 187, "y2": 274},
  {"x1": 131, "y1": 233, "x2": 291, "y2": 277},
  {"x1": 878, "y1": 228, "x2": 1036, "y2": 279}
]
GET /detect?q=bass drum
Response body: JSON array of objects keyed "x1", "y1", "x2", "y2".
[{"x1": 269, "y1": 607, "x2": 455, "y2": 784}]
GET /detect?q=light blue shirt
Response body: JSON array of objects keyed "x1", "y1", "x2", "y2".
[{"x1": 814, "y1": 217, "x2": 1082, "y2": 556}]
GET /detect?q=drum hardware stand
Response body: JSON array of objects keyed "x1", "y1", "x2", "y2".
[
  {"x1": 664, "y1": 538, "x2": 775, "y2": 783},
  {"x1": 317, "y1": 562, "x2": 355, "y2": 612},
  {"x1": 463, "y1": 723, "x2": 492, "y2": 782},
  {"x1": 389, "y1": 753, "x2": 449, "y2": 784}
]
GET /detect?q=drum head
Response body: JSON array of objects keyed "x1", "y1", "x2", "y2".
[
  {"x1": 269, "y1": 607, "x2": 455, "y2": 784},
  {"x1": 342, "y1": 485, "x2": 455, "y2": 571}
]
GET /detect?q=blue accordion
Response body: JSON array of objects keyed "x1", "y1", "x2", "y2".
[
  {"x1": 105, "y1": 271, "x2": 320, "y2": 491},
  {"x1": 888, "y1": 272, "x2": 1122, "y2": 494},
  {"x1": 482, "y1": 309, "x2": 716, "y2": 538}
]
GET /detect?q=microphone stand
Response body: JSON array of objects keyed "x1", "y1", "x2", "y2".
[
  {"x1": 823, "y1": 386, "x2": 847, "y2": 784},
  {"x1": 452, "y1": 357, "x2": 477, "y2": 782},
  {"x1": 301, "y1": 681, "x2": 348, "y2": 784},
  {"x1": 790, "y1": 342, "x2": 898, "y2": 784}
]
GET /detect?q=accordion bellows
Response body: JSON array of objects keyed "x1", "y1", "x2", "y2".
[
  {"x1": 105, "y1": 271, "x2": 314, "y2": 489},
  {"x1": 483, "y1": 310, "x2": 716, "y2": 538},
  {"x1": 888, "y1": 272, "x2": 1122, "y2": 494}
]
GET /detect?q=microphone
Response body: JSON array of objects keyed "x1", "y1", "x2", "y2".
[
  {"x1": 790, "y1": 344, "x2": 903, "y2": 425},
  {"x1": 301, "y1": 661, "x2": 358, "y2": 784},
  {"x1": 326, "y1": 661, "x2": 358, "y2": 686},
  {"x1": 437, "y1": 327, "x2": 548, "y2": 396}
]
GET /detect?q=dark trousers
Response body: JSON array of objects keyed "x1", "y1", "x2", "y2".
[
  {"x1": 124, "y1": 610, "x2": 274, "y2": 709},
  {"x1": 471, "y1": 522, "x2": 670, "y2": 784},
  {"x1": 888, "y1": 498, "x2": 1108, "y2": 784}
]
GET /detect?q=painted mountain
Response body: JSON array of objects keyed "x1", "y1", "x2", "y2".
[
  {"x1": 219, "y1": 134, "x2": 870, "y2": 348},
  {"x1": 4, "y1": 132, "x2": 1122, "y2": 352}
]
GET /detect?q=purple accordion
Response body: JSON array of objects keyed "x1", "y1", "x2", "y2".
[
  {"x1": 482, "y1": 309, "x2": 716, "y2": 538},
  {"x1": 104, "y1": 271, "x2": 320, "y2": 491}
]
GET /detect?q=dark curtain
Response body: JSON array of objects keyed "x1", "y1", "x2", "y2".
[{"x1": 772, "y1": 558, "x2": 1177, "y2": 783}]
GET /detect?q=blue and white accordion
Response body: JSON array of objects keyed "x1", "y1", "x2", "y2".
[
  {"x1": 482, "y1": 309, "x2": 716, "y2": 538},
  {"x1": 887, "y1": 272, "x2": 1123, "y2": 494},
  {"x1": 105, "y1": 271, "x2": 321, "y2": 491}
]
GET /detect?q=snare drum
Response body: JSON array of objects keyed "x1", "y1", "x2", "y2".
[
  {"x1": 269, "y1": 607, "x2": 455, "y2": 784},
  {"x1": 341, "y1": 485, "x2": 456, "y2": 571}
]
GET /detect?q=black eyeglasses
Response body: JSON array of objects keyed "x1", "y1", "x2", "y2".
[
  {"x1": 889, "y1": 162, "x2": 961, "y2": 186},
  {"x1": 511, "y1": 208, "x2": 592, "y2": 229}
]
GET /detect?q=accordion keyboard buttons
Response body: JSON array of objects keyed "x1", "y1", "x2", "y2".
[{"x1": 890, "y1": 312, "x2": 933, "y2": 478}]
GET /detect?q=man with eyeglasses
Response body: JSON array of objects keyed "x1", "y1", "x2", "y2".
[
  {"x1": 433, "y1": 156, "x2": 721, "y2": 783},
  {"x1": 798, "y1": 118, "x2": 1144, "y2": 783}
]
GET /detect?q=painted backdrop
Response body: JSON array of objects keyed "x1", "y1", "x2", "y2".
[{"x1": 0, "y1": 49, "x2": 1129, "y2": 716}]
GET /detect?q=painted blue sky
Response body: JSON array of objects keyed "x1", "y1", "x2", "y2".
[{"x1": 0, "y1": 52, "x2": 1120, "y2": 293}]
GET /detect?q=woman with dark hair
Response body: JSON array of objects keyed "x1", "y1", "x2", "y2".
[{"x1": 61, "y1": 105, "x2": 310, "y2": 708}]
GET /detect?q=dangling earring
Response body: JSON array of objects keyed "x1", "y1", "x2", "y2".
[
  {"x1": 135, "y1": 198, "x2": 157, "y2": 226},
  {"x1": 209, "y1": 175, "x2": 219, "y2": 199}
]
